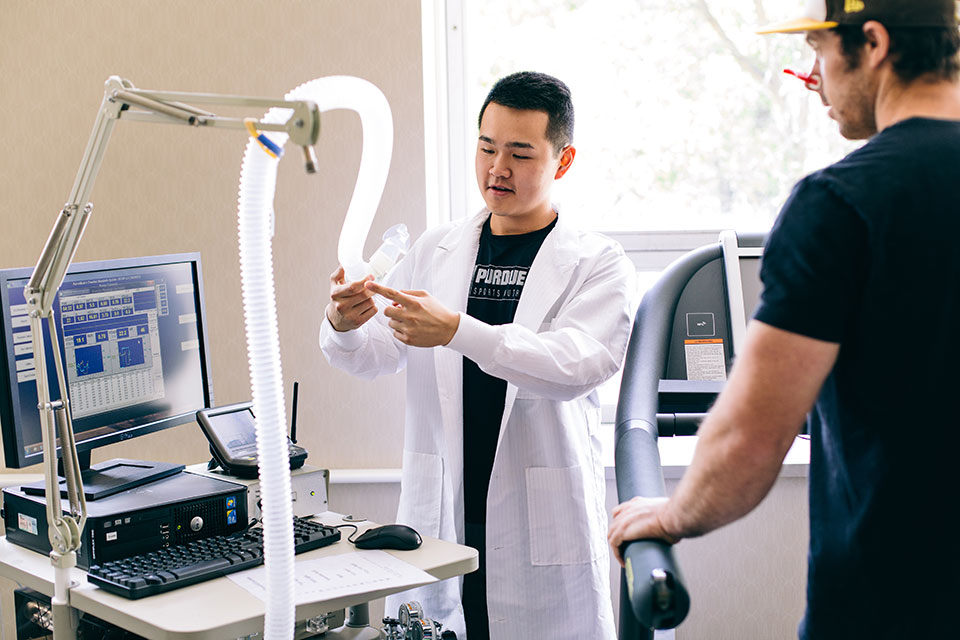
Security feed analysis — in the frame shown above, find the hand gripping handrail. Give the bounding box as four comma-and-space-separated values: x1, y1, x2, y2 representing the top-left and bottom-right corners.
614, 243, 722, 637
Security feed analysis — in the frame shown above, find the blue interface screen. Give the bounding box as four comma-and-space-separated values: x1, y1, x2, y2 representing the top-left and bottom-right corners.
2, 260, 208, 463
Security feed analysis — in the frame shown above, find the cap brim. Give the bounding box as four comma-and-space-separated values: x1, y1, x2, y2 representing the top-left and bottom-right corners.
756, 18, 838, 34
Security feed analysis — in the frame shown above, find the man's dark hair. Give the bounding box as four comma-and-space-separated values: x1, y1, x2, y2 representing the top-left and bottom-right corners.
478, 71, 574, 154
836, 25, 960, 82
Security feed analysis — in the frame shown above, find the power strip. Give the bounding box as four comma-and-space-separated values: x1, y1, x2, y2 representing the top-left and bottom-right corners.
185, 463, 329, 523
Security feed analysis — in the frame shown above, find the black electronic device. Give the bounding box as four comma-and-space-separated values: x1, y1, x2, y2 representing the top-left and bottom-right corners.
86, 516, 340, 599
196, 400, 307, 479
353, 524, 422, 551
15, 587, 144, 639
20, 459, 186, 501
0, 253, 214, 497
2, 472, 247, 569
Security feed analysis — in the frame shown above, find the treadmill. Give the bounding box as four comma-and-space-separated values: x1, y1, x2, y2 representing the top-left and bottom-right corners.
614, 231, 765, 639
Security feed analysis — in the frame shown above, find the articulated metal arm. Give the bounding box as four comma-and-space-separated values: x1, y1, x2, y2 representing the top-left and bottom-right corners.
23, 75, 321, 639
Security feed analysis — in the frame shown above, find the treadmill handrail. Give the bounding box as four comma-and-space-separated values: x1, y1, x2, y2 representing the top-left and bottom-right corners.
616, 243, 722, 436
614, 243, 721, 636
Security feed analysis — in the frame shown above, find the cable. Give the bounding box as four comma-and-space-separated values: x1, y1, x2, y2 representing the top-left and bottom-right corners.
331, 523, 361, 544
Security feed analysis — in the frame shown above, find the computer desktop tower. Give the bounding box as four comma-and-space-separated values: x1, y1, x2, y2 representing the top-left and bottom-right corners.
14, 587, 145, 639
2, 471, 247, 569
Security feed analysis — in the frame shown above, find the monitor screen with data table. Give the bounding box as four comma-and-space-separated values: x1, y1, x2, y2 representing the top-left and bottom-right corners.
0, 253, 214, 482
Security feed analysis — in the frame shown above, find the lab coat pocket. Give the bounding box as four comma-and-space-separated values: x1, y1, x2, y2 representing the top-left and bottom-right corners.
525, 465, 598, 566
397, 450, 444, 539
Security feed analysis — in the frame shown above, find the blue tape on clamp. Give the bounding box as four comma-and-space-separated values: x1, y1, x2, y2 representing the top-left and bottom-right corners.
257, 134, 283, 158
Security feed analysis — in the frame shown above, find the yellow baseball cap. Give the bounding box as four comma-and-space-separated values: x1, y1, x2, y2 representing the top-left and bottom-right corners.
757, 0, 958, 35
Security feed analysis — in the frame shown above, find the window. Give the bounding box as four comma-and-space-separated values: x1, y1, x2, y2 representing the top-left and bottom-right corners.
423, 0, 860, 422
442, 0, 859, 237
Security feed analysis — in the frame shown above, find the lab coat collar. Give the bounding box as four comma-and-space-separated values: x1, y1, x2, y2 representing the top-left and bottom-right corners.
512, 206, 579, 328
436, 206, 578, 261
435, 208, 485, 252
434, 206, 580, 330
430, 211, 483, 524
500, 206, 578, 436
432, 206, 581, 473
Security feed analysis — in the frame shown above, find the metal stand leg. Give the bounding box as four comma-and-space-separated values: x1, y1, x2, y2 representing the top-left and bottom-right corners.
51, 552, 78, 640
322, 604, 381, 639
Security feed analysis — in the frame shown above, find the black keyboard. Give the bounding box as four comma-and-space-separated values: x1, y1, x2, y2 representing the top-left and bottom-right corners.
87, 516, 341, 599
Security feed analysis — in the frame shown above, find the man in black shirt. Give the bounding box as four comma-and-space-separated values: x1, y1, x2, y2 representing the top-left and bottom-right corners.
324, 72, 634, 638
609, 1, 960, 637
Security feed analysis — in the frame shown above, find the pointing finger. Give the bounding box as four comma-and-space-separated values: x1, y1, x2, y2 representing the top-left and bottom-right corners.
366, 281, 414, 304
337, 274, 375, 295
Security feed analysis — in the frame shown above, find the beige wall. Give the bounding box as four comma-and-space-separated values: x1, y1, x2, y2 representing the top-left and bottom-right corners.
0, 0, 423, 474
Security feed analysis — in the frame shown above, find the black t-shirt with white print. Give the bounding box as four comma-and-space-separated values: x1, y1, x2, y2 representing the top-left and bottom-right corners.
461, 213, 555, 635
462, 213, 556, 526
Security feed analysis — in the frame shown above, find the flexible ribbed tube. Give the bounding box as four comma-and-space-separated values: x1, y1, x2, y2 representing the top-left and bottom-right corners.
236, 76, 392, 639
238, 129, 293, 639
323, 77, 393, 282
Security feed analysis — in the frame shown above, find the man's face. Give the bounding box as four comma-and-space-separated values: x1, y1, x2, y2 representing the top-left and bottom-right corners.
806, 29, 879, 140
475, 102, 570, 234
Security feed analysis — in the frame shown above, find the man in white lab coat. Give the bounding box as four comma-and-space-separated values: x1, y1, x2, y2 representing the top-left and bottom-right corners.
321, 71, 635, 639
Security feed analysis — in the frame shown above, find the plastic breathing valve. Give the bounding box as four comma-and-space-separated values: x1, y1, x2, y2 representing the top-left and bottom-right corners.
368, 223, 410, 280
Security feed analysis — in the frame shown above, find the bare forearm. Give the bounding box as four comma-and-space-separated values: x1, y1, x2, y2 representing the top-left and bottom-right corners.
660, 322, 837, 539
609, 322, 838, 557
660, 410, 798, 538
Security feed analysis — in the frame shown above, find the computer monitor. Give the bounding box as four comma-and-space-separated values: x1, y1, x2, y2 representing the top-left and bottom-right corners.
0, 253, 214, 498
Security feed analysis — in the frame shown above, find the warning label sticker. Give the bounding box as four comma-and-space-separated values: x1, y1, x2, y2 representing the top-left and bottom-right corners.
684, 339, 726, 381
18, 512, 38, 536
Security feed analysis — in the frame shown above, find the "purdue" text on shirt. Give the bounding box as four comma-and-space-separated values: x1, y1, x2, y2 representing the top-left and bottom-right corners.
474, 266, 528, 286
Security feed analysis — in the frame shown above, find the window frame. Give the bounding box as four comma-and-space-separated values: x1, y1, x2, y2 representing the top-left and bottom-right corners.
421, 0, 761, 420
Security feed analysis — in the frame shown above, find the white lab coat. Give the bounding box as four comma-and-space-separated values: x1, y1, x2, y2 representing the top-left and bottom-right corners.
320, 209, 635, 639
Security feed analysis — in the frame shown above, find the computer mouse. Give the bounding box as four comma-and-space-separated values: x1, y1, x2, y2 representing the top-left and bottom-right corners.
353, 524, 422, 550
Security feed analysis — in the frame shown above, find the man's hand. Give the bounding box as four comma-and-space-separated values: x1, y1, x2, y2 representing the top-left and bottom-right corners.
325, 266, 377, 332
607, 496, 679, 566
365, 281, 460, 347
